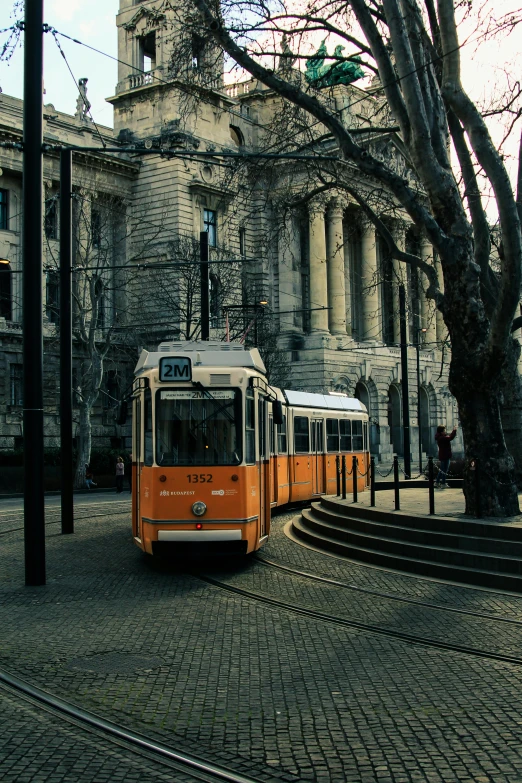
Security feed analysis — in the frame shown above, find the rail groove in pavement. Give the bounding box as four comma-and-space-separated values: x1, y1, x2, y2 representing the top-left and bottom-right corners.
0, 668, 272, 783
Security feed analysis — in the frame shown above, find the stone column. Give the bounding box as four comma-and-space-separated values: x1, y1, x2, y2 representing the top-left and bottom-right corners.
278, 211, 301, 335
391, 227, 406, 345
326, 200, 347, 335
360, 220, 380, 341
343, 222, 352, 336
308, 203, 329, 333
420, 240, 436, 346
434, 254, 445, 345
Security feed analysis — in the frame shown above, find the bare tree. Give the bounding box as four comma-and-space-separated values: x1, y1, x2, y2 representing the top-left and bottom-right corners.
164, 0, 522, 516
45, 185, 164, 487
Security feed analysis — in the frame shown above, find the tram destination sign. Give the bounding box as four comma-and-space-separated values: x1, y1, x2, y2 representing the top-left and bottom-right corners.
160, 390, 235, 400
159, 356, 192, 382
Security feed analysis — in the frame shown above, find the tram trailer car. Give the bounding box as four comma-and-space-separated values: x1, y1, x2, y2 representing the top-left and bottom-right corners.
131, 341, 370, 557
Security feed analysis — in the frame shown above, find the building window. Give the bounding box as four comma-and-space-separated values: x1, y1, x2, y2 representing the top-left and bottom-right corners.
94, 278, 105, 328
45, 199, 58, 239
105, 369, 119, 408
0, 189, 8, 230
239, 227, 246, 257
46, 271, 60, 324
91, 208, 102, 248
203, 209, 217, 247
139, 31, 156, 71
209, 272, 220, 325
10, 363, 23, 406
0, 262, 12, 320
191, 33, 205, 69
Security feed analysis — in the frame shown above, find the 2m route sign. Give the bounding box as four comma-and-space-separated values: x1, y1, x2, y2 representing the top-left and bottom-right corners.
159, 356, 192, 382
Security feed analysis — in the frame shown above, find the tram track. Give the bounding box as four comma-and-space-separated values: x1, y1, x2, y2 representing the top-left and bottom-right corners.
0, 500, 131, 536
0, 668, 273, 783
195, 570, 522, 668
255, 554, 522, 626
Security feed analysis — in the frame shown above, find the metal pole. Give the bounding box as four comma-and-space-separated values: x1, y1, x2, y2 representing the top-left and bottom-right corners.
416, 340, 422, 473
393, 455, 400, 511
23, 0, 46, 586
352, 455, 358, 502
428, 456, 435, 515
336, 454, 340, 496
399, 285, 411, 479
341, 455, 346, 500
60, 149, 74, 535
370, 456, 375, 507
254, 304, 258, 347
200, 231, 209, 341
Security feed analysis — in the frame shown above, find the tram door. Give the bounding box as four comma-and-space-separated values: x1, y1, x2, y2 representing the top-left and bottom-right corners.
269, 414, 277, 504
311, 419, 325, 494
258, 397, 267, 538
133, 396, 142, 539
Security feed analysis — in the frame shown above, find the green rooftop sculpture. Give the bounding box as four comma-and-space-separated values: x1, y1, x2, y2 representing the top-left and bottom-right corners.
305, 41, 364, 87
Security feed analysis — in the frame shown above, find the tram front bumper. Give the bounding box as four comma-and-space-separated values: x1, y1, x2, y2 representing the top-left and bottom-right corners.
157, 530, 242, 541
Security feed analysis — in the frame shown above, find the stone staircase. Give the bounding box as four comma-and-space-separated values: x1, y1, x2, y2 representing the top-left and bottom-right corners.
291, 496, 522, 592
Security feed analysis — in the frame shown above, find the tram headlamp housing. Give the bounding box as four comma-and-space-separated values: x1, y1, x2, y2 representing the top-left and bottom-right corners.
192, 501, 207, 517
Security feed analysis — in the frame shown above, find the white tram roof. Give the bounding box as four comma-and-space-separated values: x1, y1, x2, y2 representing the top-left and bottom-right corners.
135, 341, 267, 375
283, 389, 367, 413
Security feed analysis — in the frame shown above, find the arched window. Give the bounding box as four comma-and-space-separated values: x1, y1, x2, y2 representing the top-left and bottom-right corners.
229, 125, 244, 146
388, 384, 403, 455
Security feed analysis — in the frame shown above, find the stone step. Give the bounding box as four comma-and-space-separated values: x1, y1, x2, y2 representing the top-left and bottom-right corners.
320, 496, 522, 541
292, 503, 522, 592
309, 504, 522, 558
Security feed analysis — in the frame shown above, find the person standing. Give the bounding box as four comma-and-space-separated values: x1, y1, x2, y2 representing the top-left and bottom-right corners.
115, 456, 125, 493
435, 425, 457, 488
85, 466, 97, 490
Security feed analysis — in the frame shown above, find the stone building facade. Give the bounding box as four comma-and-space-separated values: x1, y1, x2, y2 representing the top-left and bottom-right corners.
0, 0, 462, 463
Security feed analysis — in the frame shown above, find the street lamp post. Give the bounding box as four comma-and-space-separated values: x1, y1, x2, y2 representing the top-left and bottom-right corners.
416, 327, 427, 472
399, 285, 411, 479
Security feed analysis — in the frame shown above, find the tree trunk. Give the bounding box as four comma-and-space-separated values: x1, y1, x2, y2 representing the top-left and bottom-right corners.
499, 337, 522, 489
74, 402, 92, 489
456, 387, 519, 517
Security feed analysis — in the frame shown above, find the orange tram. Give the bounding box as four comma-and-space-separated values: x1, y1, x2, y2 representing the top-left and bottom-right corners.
131, 341, 370, 557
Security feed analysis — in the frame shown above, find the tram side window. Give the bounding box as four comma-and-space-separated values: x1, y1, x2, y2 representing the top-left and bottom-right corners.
352, 420, 363, 451
294, 416, 309, 453
326, 419, 339, 452
144, 389, 153, 465
277, 414, 287, 453
246, 389, 255, 464
340, 419, 352, 451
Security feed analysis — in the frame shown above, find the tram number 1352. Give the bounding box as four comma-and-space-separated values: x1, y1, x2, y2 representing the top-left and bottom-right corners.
187, 474, 213, 483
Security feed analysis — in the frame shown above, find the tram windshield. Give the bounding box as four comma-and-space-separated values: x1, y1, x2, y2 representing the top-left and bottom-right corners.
156, 389, 241, 466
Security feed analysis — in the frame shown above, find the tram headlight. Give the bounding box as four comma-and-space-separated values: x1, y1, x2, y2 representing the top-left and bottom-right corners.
192, 501, 207, 517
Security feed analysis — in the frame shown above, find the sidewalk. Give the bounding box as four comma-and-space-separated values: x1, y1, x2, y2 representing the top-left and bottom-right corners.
331, 485, 522, 526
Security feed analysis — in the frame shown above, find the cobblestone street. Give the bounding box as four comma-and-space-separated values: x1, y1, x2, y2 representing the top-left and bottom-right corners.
2, 497, 522, 782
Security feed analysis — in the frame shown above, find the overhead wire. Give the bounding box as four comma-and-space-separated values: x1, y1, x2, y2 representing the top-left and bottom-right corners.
50, 30, 107, 149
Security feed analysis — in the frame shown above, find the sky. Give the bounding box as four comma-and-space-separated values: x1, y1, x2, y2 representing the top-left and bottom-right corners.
0, 0, 521, 194
0, 0, 119, 128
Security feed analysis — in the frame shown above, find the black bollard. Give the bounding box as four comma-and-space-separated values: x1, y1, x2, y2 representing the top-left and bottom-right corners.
336, 454, 340, 496
428, 456, 435, 515
394, 456, 400, 511
352, 455, 358, 502
370, 457, 375, 507
475, 459, 482, 519
341, 455, 347, 500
